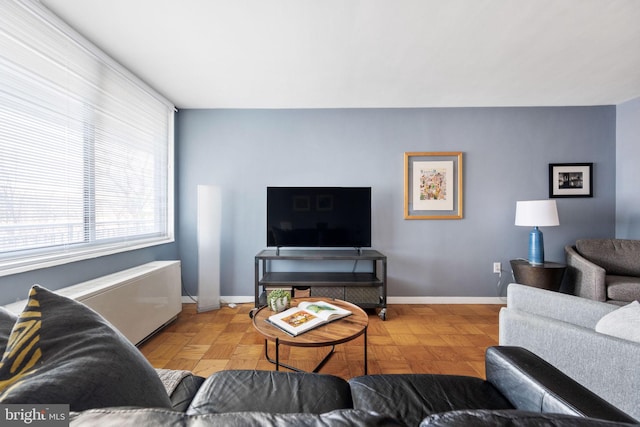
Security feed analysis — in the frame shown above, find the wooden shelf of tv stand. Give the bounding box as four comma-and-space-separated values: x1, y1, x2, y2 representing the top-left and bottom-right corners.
254, 249, 387, 319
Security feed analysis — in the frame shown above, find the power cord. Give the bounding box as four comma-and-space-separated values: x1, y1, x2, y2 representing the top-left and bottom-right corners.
181, 273, 198, 303
181, 273, 252, 308
494, 266, 509, 302
499, 259, 523, 299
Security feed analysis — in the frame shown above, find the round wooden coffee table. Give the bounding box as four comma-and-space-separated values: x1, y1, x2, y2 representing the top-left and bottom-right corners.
252, 297, 369, 374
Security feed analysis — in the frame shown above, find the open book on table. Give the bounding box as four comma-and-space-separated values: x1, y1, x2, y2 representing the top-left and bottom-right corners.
267, 301, 352, 336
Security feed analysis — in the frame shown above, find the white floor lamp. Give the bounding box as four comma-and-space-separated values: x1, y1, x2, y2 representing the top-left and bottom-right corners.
197, 185, 221, 312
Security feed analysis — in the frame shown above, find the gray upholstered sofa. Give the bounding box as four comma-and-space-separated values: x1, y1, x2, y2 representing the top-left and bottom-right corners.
565, 238, 640, 304
500, 283, 640, 420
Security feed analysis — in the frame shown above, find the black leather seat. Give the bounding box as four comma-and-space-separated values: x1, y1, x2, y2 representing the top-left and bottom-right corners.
188, 369, 353, 415
350, 347, 637, 427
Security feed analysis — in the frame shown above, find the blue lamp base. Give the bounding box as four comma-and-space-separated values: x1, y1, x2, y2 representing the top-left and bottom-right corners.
528, 226, 544, 265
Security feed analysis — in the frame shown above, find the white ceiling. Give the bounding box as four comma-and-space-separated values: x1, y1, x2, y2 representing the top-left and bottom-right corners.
40, 0, 640, 109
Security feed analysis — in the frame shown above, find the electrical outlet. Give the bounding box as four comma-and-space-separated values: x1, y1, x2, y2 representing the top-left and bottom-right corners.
493, 262, 501, 274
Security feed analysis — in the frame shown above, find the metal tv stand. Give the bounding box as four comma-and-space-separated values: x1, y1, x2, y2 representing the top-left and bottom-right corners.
254, 249, 387, 320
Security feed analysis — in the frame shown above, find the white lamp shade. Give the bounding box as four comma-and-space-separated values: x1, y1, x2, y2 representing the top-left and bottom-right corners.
515, 200, 560, 227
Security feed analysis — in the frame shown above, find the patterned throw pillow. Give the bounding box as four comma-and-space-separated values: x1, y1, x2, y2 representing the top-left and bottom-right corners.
0, 286, 172, 411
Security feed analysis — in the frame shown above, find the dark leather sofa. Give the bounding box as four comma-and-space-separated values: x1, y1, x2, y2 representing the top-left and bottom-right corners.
71, 346, 637, 427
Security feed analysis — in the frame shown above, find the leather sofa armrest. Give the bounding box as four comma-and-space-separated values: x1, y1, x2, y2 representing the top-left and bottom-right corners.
485, 346, 637, 424
565, 245, 607, 301
420, 409, 638, 427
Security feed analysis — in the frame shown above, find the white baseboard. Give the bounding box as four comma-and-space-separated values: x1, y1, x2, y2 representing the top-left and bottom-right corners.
182, 296, 506, 305
388, 296, 506, 304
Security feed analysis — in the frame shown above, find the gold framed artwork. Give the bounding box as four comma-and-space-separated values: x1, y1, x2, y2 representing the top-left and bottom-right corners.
404, 151, 463, 220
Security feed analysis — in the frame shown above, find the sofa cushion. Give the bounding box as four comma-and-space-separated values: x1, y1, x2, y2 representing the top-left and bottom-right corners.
0, 285, 172, 411
576, 239, 640, 277
606, 276, 640, 303
70, 408, 405, 427
596, 300, 640, 343
188, 370, 353, 415
0, 307, 17, 355
349, 374, 512, 427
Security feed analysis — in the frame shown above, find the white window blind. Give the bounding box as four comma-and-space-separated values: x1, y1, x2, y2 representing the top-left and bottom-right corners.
0, 0, 174, 275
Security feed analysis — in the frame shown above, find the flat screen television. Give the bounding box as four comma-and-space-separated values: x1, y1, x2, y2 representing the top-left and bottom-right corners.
267, 187, 371, 248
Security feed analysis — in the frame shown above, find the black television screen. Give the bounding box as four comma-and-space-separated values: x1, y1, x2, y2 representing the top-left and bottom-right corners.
267, 187, 371, 248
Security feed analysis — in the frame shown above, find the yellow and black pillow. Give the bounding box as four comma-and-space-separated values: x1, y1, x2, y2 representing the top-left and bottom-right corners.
0, 295, 42, 394
0, 286, 172, 411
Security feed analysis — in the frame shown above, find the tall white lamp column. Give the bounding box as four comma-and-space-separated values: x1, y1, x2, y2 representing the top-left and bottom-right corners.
197, 185, 221, 312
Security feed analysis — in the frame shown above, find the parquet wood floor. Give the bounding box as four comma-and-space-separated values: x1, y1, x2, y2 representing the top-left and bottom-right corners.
139, 303, 503, 381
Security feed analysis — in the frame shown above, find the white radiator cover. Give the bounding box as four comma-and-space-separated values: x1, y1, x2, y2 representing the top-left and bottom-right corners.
5, 261, 182, 345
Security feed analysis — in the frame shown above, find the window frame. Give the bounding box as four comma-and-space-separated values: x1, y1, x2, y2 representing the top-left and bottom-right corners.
0, 0, 175, 277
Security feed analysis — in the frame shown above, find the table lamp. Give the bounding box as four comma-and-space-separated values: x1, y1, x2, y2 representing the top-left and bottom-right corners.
515, 200, 559, 265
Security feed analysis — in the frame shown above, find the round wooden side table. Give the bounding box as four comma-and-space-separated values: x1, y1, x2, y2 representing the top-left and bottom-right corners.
510, 259, 566, 292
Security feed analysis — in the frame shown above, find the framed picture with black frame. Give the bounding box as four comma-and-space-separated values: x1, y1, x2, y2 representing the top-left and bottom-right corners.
549, 163, 593, 198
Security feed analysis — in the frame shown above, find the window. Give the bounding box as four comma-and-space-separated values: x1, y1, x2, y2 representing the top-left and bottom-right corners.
0, 1, 174, 276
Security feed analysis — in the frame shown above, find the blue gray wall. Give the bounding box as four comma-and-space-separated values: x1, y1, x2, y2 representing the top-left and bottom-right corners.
616, 97, 640, 239
177, 107, 616, 299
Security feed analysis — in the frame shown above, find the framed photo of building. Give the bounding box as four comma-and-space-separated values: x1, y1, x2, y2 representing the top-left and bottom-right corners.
549, 163, 593, 198
404, 152, 463, 219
